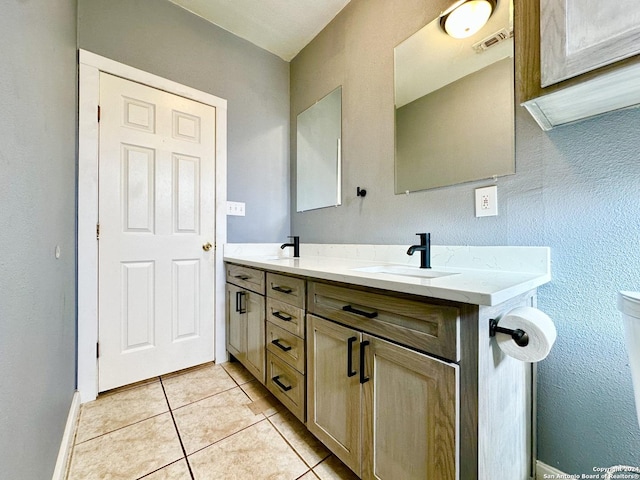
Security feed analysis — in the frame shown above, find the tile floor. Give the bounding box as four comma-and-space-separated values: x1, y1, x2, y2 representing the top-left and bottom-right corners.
66, 361, 359, 480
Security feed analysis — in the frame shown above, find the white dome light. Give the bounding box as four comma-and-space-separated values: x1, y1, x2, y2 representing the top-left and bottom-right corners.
441, 0, 495, 39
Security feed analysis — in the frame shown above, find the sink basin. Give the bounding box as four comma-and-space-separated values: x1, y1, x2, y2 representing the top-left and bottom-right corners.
351, 265, 456, 279
263, 256, 296, 261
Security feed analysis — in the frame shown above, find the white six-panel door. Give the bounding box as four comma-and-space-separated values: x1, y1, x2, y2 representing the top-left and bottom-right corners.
98, 72, 216, 391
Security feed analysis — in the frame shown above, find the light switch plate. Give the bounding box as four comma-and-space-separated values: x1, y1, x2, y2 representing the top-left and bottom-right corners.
226, 201, 245, 216
475, 186, 498, 217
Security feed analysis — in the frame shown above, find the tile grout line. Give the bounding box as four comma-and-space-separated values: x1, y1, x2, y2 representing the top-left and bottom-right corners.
185, 416, 270, 457
264, 413, 331, 472
169, 383, 242, 413
159, 376, 195, 480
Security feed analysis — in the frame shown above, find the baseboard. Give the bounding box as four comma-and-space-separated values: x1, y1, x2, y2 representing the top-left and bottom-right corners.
52, 391, 81, 480
536, 460, 569, 479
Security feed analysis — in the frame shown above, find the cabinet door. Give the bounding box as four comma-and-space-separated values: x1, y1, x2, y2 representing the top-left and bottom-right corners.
244, 291, 265, 383
362, 335, 458, 480
226, 283, 245, 361
307, 315, 362, 476
541, 0, 640, 86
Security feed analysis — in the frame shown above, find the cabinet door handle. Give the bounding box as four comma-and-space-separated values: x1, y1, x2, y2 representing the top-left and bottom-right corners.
347, 336, 357, 377
271, 339, 292, 352
359, 340, 370, 384
272, 375, 292, 392
272, 285, 293, 294
237, 291, 247, 314
342, 305, 378, 319
234, 274, 250, 280
235, 291, 241, 312
272, 311, 293, 322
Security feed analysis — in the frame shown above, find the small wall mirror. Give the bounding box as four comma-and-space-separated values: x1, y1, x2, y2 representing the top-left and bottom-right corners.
394, 0, 515, 193
296, 86, 342, 212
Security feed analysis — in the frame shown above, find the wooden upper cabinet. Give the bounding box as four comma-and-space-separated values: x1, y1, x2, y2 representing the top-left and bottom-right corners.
540, 0, 640, 87
516, 0, 640, 130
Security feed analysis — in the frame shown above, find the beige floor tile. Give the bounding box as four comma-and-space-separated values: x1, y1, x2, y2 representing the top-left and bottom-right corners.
313, 455, 359, 480
75, 381, 168, 443
67, 413, 183, 480
141, 459, 191, 479
298, 472, 320, 480
162, 362, 237, 409
240, 379, 271, 401
189, 419, 309, 480
268, 410, 330, 468
241, 379, 285, 417
221, 360, 255, 385
172, 387, 263, 454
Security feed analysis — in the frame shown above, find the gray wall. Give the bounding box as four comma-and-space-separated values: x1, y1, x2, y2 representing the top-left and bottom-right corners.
78, 0, 291, 242
291, 0, 640, 473
0, 1, 78, 479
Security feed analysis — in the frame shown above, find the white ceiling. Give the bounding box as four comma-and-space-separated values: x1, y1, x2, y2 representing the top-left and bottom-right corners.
168, 0, 352, 61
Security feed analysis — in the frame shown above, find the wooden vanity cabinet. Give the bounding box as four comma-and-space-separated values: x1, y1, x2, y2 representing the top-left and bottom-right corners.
306, 280, 534, 480
264, 272, 307, 421
307, 314, 457, 479
225, 264, 266, 383
224, 262, 535, 479
306, 282, 459, 479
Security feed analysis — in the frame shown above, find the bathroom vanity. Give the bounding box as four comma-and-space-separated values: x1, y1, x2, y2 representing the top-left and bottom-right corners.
224, 244, 551, 480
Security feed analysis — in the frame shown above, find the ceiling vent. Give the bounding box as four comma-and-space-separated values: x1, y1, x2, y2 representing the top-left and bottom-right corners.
473, 27, 513, 53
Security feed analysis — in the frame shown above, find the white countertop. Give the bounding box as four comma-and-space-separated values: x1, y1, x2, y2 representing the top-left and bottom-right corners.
223, 244, 551, 306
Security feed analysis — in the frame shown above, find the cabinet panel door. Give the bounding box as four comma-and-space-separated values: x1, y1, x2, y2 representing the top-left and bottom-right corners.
307, 315, 362, 476
541, 0, 640, 86
362, 335, 458, 480
226, 283, 244, 361
244, 292, 265, 383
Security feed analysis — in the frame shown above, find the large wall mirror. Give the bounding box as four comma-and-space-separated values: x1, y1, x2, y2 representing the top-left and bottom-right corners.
394, 0, 514, 193
296, 86, 342, 212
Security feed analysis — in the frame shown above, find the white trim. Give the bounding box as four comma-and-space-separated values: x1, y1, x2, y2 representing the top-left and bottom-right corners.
78, 49, 228, 402
51, 391, 81, 480
536, 460, 568, 479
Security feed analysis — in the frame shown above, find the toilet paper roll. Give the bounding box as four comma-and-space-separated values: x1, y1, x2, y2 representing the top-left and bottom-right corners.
495, 306, 557, 362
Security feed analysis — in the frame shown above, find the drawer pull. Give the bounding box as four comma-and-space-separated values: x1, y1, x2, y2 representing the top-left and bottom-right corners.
272, 375, 292, 392
347, 336, 357, 378
234, 274, 250, 281
342, 305, 378, 319
360, 340, 370, 384
272, 285, 293, 294
272, 311, 293, 321
271, 339, 292, 352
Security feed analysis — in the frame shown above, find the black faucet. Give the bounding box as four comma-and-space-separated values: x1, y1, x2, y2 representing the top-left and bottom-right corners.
407, 233, 431, 269
280, 236, 300, 258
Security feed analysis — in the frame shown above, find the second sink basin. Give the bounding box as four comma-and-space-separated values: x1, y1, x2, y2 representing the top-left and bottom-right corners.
352, 265, 457, 279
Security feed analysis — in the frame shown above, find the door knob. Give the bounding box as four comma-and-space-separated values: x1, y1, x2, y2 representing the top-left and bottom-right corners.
202, 242, 213, 252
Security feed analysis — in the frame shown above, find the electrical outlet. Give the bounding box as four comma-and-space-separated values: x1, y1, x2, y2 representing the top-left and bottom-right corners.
226, 201, 245, 216
475, 185, 498, 217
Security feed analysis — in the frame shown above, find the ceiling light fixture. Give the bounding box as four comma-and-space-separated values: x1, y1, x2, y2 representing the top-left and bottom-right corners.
440, 0, 497, 39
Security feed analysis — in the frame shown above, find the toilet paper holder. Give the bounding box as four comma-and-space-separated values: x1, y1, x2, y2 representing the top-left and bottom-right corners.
489, 318, 530, 347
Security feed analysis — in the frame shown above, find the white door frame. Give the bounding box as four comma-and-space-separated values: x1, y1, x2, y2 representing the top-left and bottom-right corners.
78, 49, 228, 402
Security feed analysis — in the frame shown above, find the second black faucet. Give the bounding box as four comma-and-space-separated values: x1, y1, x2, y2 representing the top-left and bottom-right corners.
407, 233, 431, 269
281, 235, 300, 258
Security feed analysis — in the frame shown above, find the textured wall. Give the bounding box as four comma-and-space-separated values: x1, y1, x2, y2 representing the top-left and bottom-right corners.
291, 0, 640, 473
78, 0, 291, 242
0, 1, 78, 478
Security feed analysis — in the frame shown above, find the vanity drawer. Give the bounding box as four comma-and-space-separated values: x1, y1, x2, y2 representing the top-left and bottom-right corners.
266, 322, 305, 373
266, 297, 305, 338
226, 264, 265, 294
266, 352, 305, 422
308, 281, 460, 361
266, 272, 306, 309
